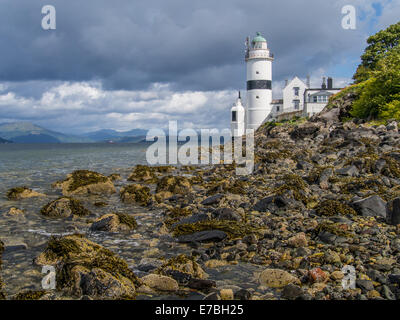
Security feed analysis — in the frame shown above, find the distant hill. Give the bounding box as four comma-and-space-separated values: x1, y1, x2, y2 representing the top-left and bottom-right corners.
0, 137, 12, 144
0, 122, 148, 143
82, 128, 148, 142
0, 122, 90, 143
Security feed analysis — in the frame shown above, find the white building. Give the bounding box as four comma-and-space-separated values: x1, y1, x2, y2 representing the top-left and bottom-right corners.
230, 32, 343, 136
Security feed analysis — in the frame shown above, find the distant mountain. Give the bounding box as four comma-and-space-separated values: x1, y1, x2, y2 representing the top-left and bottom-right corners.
82, 128, 148, 142
0, 122, 90, 143
0, 137, 12, 144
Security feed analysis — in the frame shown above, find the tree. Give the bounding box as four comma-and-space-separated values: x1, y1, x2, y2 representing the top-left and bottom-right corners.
351, 47, 400, 120
353, 21, 400, 83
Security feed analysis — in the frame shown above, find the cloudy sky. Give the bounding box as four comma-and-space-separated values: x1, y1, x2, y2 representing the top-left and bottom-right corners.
0, 0, 399, 134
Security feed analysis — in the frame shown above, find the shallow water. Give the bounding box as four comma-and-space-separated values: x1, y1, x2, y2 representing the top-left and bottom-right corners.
0, 143, 265, 298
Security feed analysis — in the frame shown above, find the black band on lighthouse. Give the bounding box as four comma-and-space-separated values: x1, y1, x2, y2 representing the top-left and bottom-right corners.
247, 80, 272, 90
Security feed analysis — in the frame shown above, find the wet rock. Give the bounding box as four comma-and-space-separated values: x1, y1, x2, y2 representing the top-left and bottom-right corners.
352, 195, 387, 218
201, 194, 224, 206
171, 214, 209, 229
141, 274, 179, 292
6, 186, 45, 200
188, 278, 216, 291
120, 184, 152, 206
4, 243, 28, 253
258, 268, 300, 288
356, 280, 374, 292
40, 197, 90, 218
158, 254, 207, 280
308, 268, 328, 283
203, 292, 221, 300
387, 198, 400, 225
53, 170, 116, 196
0, 240, 4, 299
220, 289, 234, 300
34, 234, 140, 298
90, 213, 137, 232
156, 175, 192, 194
138, 258, 164, 272
205, 259, 228, 268
234, 289, 251, 300
253, 195, 287, 212
177, 230, 227, 243
212, 208, 241, 221
4, 207, 24, 217
281, 284, 303, 300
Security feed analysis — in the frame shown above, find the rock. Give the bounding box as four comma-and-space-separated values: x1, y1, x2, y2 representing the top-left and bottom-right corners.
188, 278, 216, 290
158, 254, 207, 280
120, 184, 151, 206
137, 258, 164, 272
203, 292, 221, 300
387, 198, 400, 225
220, 289, 234, 300
330, 271, 344, 280
204, 260, 228, 268
281, 284, 303, 300
155, 191, 173, 202
287, 232, 308, 247
141, 274, 179, 292
34, 234, 140, 298
171, 214, 209, 229
336, 165, 359, 177
201, 194, 224, 206
382, 285, 395, 300
4, 207, 24, 217
108, 173, 122, 181
234, 289, 251, 300
177, 230, 227, 243
212, 208, 241, 221
53, 170, 116, 196
90, 213, 137, 232
356, 280, 374, 292
4, 243, 28, 253
352, 195, 387, 218
308, 268, 328, 283
253, 195, 287, 212
40, 197, 90, 218
6, 187, 45, 200
290, 123, 320, 140
156, 175, 192, 194
258, 268, 300, 288
128, 165, 157, 183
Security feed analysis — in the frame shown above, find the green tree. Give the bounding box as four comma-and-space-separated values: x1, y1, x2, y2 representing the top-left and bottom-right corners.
353, 21, 400, 83
351, 47, 400, 120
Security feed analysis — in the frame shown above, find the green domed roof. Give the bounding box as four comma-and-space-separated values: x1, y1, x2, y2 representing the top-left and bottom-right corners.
252, 32, 266, 42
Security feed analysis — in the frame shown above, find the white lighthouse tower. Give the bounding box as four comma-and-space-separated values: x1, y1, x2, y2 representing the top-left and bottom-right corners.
245, 32, 274, 130
230, 91, 245, 137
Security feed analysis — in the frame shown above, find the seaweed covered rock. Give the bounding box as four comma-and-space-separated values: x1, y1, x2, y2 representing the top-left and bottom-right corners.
141, 274, 179, 292
34, 234, 140, 299
90, 213, 137, 232
156, 175, 192, 194
6, 186, 45, 200
13, 290, 48, 300
128, 165, 175, 184
54, 170, 116, 196
120, 184, 151, 206
4, 207, 24, 217
157, 254, 207, 280
0, 240, 5, 299
315, 200, 357, 216
40, 197, 91, 218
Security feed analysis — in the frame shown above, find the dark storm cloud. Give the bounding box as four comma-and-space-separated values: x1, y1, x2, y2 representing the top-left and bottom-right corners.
0, 0, 374, 91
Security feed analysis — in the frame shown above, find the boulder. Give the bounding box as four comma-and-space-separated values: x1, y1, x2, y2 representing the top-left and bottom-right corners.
258, 268, 300, 288
34, 234, 140, 299
201, 194, 224, 206
177, 230, 228, 243
387, 198, 400, 225
212, 208, 241, 221
40, 197, 90, 218
287, 232, 308, 248
141, 274, 179, 292
336, 165, 359, 177
53, 170, 116, 196
6, 187, 45, 200
90, 213, 137, 232
156, 175, 192, 194
120, 184, 151, 206
158, 254, 207, 280
253, 195, 287, 212
351, 195, 387, 218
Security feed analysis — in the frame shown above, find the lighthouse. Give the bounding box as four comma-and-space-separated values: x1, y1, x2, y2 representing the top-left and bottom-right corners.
245, 32, 274, 130
230, 91, 245, 137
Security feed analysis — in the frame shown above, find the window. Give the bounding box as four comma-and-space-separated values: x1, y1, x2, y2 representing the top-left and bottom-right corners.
256, 96, 259, 99
313, 96, 317, 103
232, 111, 237, 122
256, 71, 259, 74
276, 106, 280, 112
293, 100, 300, 110
294, 87, 300, 96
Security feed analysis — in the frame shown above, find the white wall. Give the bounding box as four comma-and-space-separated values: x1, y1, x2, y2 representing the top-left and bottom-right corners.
283, 77, 308, 113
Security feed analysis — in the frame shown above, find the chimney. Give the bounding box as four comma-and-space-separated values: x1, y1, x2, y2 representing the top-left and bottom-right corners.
322, 77, 327, 89
306, 75, 310, 88
327, 77, 333, 89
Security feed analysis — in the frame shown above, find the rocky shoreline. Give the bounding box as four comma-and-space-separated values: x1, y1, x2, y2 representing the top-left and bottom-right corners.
2, 102, 400, 300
